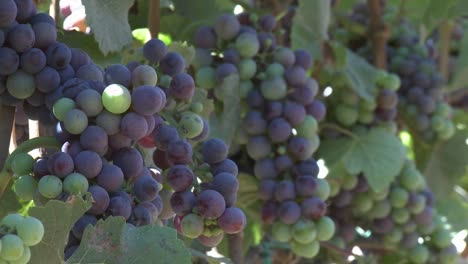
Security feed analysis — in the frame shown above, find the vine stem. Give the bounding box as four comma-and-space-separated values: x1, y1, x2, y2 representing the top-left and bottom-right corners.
0, 136, 60, 200
438, 20, 454, 81
227, 232, 244, 264
367, 0, 389, 69
50, 0, 60, 24
321, 123, 357, 139
320, 241, 356, 258
148, 0, 160, 38
0, 105, 15, 170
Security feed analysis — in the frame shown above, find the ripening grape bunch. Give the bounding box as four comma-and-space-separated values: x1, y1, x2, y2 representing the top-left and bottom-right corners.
0, 0, 89, 121
386, 24, 455, 142
0, 213, 44, 263
191, 12, 333, 258
327, 160, 458, 264
321, 69, 400, 132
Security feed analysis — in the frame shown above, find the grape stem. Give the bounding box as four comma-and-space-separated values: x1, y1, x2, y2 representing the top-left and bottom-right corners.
321, 123, 357, 139
320, 241, 357, 257
148, 0, 160, 38
0, 136, 61, 200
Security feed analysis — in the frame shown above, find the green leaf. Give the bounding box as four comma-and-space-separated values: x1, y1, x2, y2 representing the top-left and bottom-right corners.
209, 75, 241, 146
0, 181, 21, 218
67, 217, 191, 264
291, 0, 330, 59
171, 0, 234, 21
421, 0, 458, 33
343, 49, 378, 101
29, 195, 91, 264
436, 191, 468, 232
168, 42, 195, 66
57, 31, 122, 66
320, 129, 406, 192
344, 129, 406, 192
82, 0, 134, 55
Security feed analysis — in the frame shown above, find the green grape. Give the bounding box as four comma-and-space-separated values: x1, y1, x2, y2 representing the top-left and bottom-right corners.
7, 70, 35, 99
235, 32, 259, 58
102, 84, 132, 114
38, 175, 63, 198
408, 194, 426, 214
358, 110, 374, 124
63, 173, 89, 194
329, 181, 341, 197
290, 240, 320, 259
315, 216, 335, 241
431, 115, 445, 131
383, 74, 401, 91
383, 228, 403, 244
408, 244, 429, 264
132, 65, 158, 87
438, 245, 458, 264
292, 219, 316, 244
340, 91, 359, 106
1, 213, 24, 231
159, 74, 172, 88
179, 112, 204, 139
369, 200, 391, 219
181, 214, 204, 238
314, 179, 330, 200
335, 104, 358, 127
438, 121, 455, 140
360, 99, 377, 111
260, 77, 287, 100
435, 103, 452, 118
399, 162, 425, 191
370, 187, 389, 201
418, 221, 436, 236
272, 221, 292, 242
238, 59, 256, 81
341, 173, 358, 190
239, 81, 253, 98
389, 187, 409, 208
0, 235, 24, 261
190, 102, 203, 114
16, 217, 44, 246
53, 98, 76, 121
11, 153, 34, 176
295, 115, 318, 139
14, 175, 37, 201
266, 63, 284, 78
391, 208, 410, 224
195, 67, 216, 89
63, 109, 88, 135
431, 228, 453, 249
352, 193, 373, 213
9, 245, 30, 264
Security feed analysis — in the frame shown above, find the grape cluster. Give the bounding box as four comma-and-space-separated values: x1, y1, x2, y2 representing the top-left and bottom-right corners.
386, 24, 455, 142
0, 213, 44, 263
10, 30, 245, 257
192, 13, 333, 258
327, 160, 458, 263
0, 0, 84, 124
322, 69, 400, 130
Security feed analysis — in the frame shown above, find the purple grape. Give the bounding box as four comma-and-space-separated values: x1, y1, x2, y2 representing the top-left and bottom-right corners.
143, 38, 167, 63
166, 165, 194, 192
74, 151, 102, 179
218, 207, 246, 234
301, 197, 327, 220
166, 140, 192, 165
48, 152, 74, 178
113, 147, 144, 180
80, 126, 108, 156
107, 196, 132, 220
278, 201, 301, 224
201, 138, 228, 164
195, 190, 226, 219
87, 185, 110, 215
170, 191, 196, 216
96, 164, 124, 192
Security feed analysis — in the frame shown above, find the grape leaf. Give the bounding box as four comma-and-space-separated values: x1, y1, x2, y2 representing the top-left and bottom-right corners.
29, 195, 91, 264
0, 181, 21, 218
343, 129, 406, 192
168, 42, 195, 67
171, 0, 234, 21
209, 75, 241, 146
82, 0, 134, 55
320, 129, 406, 192
57, 31, 121, 66
66, 217, 191, 264
436, 192, 468, 232
342, 49, 378, 101
291, 0, 330, 59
